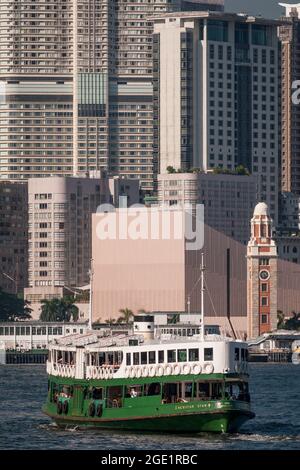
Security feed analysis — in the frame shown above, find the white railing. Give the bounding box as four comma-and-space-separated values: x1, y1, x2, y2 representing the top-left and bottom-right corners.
47, 361, 76, 378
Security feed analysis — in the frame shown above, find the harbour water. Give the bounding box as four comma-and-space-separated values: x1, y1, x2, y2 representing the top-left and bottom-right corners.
0, 364, 299, 450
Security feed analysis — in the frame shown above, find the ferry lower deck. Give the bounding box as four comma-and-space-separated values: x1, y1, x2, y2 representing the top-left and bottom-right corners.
43, 374, 254, 433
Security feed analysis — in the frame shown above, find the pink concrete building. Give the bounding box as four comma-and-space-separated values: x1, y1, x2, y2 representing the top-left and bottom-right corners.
92, 206, 300, 338
92, 208, 247, 335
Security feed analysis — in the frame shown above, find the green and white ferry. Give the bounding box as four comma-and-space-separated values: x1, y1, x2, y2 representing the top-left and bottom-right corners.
43, 325, 255, 433
43, 258, 255, 433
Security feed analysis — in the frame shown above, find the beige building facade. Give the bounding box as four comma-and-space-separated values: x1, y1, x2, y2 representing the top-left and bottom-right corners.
24, 174, 139, 310
158, 172, 258, 244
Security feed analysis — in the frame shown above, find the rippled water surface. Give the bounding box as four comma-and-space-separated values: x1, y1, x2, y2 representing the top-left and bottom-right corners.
0, 364, 299, 450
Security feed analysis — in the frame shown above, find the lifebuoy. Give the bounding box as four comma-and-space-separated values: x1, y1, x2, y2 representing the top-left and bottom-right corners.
129, 367, 136, 379
135, 366, 142, 378
142, 366, 149, 378
156, 365, 164, 377
164, 364, 172, 376
173, 364, 181, 375
95, 403, 103, 418
62, 400, 68, 415
92, 367, 98, 379
88, 401, 95, 417
125, 367, 130, 378
149, 365, 156, 377
182, 364, 191, 375
205, 363, 214, 374
192, 364, 202, 375
57, 401, 63, 415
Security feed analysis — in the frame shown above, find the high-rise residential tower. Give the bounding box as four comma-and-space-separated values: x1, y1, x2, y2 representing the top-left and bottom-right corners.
0, 0, 224, 193
279, 3, 300, 195
153, 12, 280, 223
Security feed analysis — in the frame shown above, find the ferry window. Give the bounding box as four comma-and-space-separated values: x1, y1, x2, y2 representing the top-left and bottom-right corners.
158, 350, 164, 363
197, 382, 210, 400
141, 352, 147, 365
99, 352, 105, 366
189, 349, 199, 361
92, 387, 103, 400
144, 383, 161, 396
148, 351, 156, 364
32, 327, 36, 335
225, 382, 249, 401
48, 327, 52, 335
9, 327, 14, 335
204, 348, 213, 361
167, 350, 176, 363
177, 349, 187, 362
241, 349, 245, 361
235, 348, 240, 361
26, 327, 30, 335
107, 352, 114, 365
162, 383, 178, 404
126, 353, 131, 366
211, 382, 223, 400
125, 384, 142, 398
133, 352, 140, 365
107, 386, 123, 408
0, 328, 3, 335
184, 382, 193, 399
58, 327, 62, 335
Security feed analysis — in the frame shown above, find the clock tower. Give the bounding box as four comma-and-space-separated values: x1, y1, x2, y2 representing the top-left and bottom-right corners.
247, 203, 278, 339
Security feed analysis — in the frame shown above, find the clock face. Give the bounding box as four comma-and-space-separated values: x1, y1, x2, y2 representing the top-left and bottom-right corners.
259, 270, 270, 281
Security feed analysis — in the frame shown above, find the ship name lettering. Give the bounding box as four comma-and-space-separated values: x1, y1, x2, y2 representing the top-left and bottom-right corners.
175, 405, 195, 411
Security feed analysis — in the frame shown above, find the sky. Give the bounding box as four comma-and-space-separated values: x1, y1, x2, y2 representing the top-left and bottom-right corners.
226, 0, 286, 18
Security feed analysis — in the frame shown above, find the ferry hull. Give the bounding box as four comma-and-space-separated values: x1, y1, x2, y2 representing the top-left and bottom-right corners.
43, 408, 254, 434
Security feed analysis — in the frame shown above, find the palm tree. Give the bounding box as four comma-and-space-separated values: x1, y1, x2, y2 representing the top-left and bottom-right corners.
117, 308, 134, 324
40, 297, 79, 322
105, 318, 116, 325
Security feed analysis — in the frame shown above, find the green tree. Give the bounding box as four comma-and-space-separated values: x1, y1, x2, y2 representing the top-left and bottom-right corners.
105, 318, 116, 325
39, 297, 79, 322
0, 288, 32, 321
166, 166, 176, 174
235, 165, 250, 176
117, 308, 134, 324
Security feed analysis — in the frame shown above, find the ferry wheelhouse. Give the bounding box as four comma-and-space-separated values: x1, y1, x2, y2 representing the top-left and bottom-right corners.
43, 315, 255, 433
